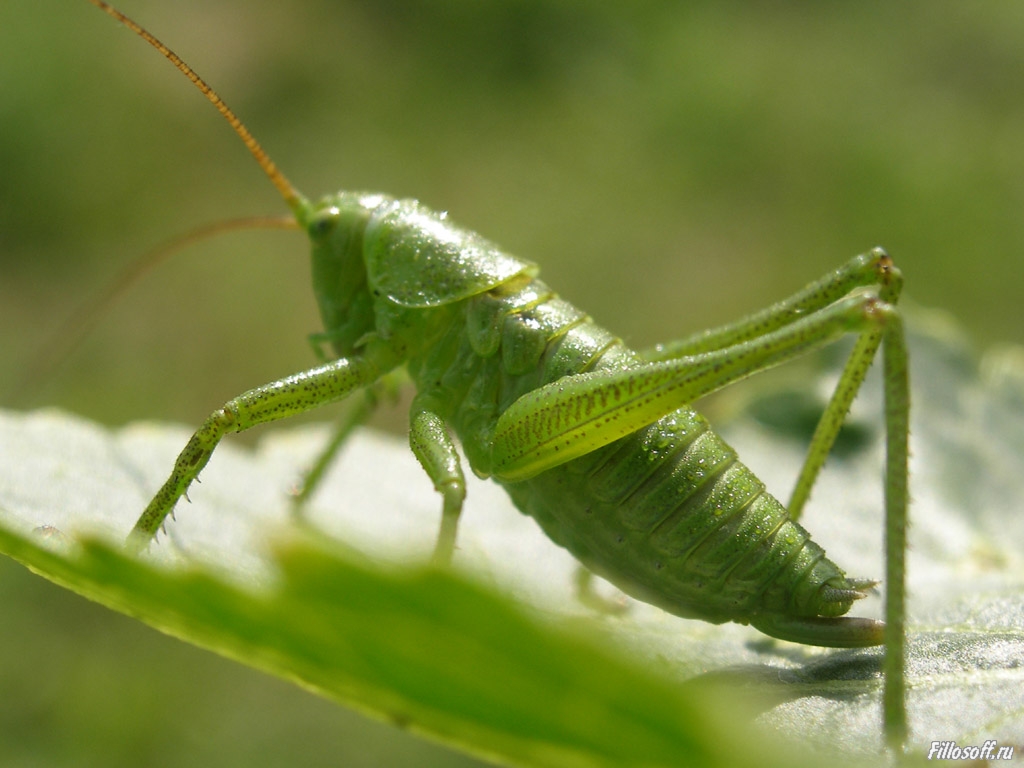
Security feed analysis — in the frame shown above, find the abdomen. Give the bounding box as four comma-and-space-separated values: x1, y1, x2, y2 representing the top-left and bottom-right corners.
500, 408, 851, 625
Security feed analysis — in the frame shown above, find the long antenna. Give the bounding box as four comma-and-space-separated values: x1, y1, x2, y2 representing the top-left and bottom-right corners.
86, 0, 306, 213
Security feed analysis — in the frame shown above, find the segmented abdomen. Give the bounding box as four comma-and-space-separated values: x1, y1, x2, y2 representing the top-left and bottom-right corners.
415, 274, 854, 626
502, 409, 853, 625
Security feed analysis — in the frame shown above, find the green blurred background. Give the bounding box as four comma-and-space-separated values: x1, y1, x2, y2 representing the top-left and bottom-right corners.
1, 1, 1022, 765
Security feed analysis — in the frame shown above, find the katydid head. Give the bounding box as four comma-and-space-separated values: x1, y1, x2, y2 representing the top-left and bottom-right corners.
304, 193, 382, 357
303, 190, 539, 359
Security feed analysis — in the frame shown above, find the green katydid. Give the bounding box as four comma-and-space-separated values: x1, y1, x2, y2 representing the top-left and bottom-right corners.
84, 0, 911, 752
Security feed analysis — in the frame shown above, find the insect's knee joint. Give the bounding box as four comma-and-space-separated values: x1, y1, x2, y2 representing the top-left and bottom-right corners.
209, 404, 240, 433
861, 295, 898, 326
439, 479, 466, 512
868, 246, 904, 290
868, 246, 890, 266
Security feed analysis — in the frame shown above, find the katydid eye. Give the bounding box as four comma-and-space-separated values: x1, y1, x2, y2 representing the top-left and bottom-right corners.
309, 208, 340, 237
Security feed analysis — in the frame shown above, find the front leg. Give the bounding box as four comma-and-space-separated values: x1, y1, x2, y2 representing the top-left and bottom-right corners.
129, 356, 381, 550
